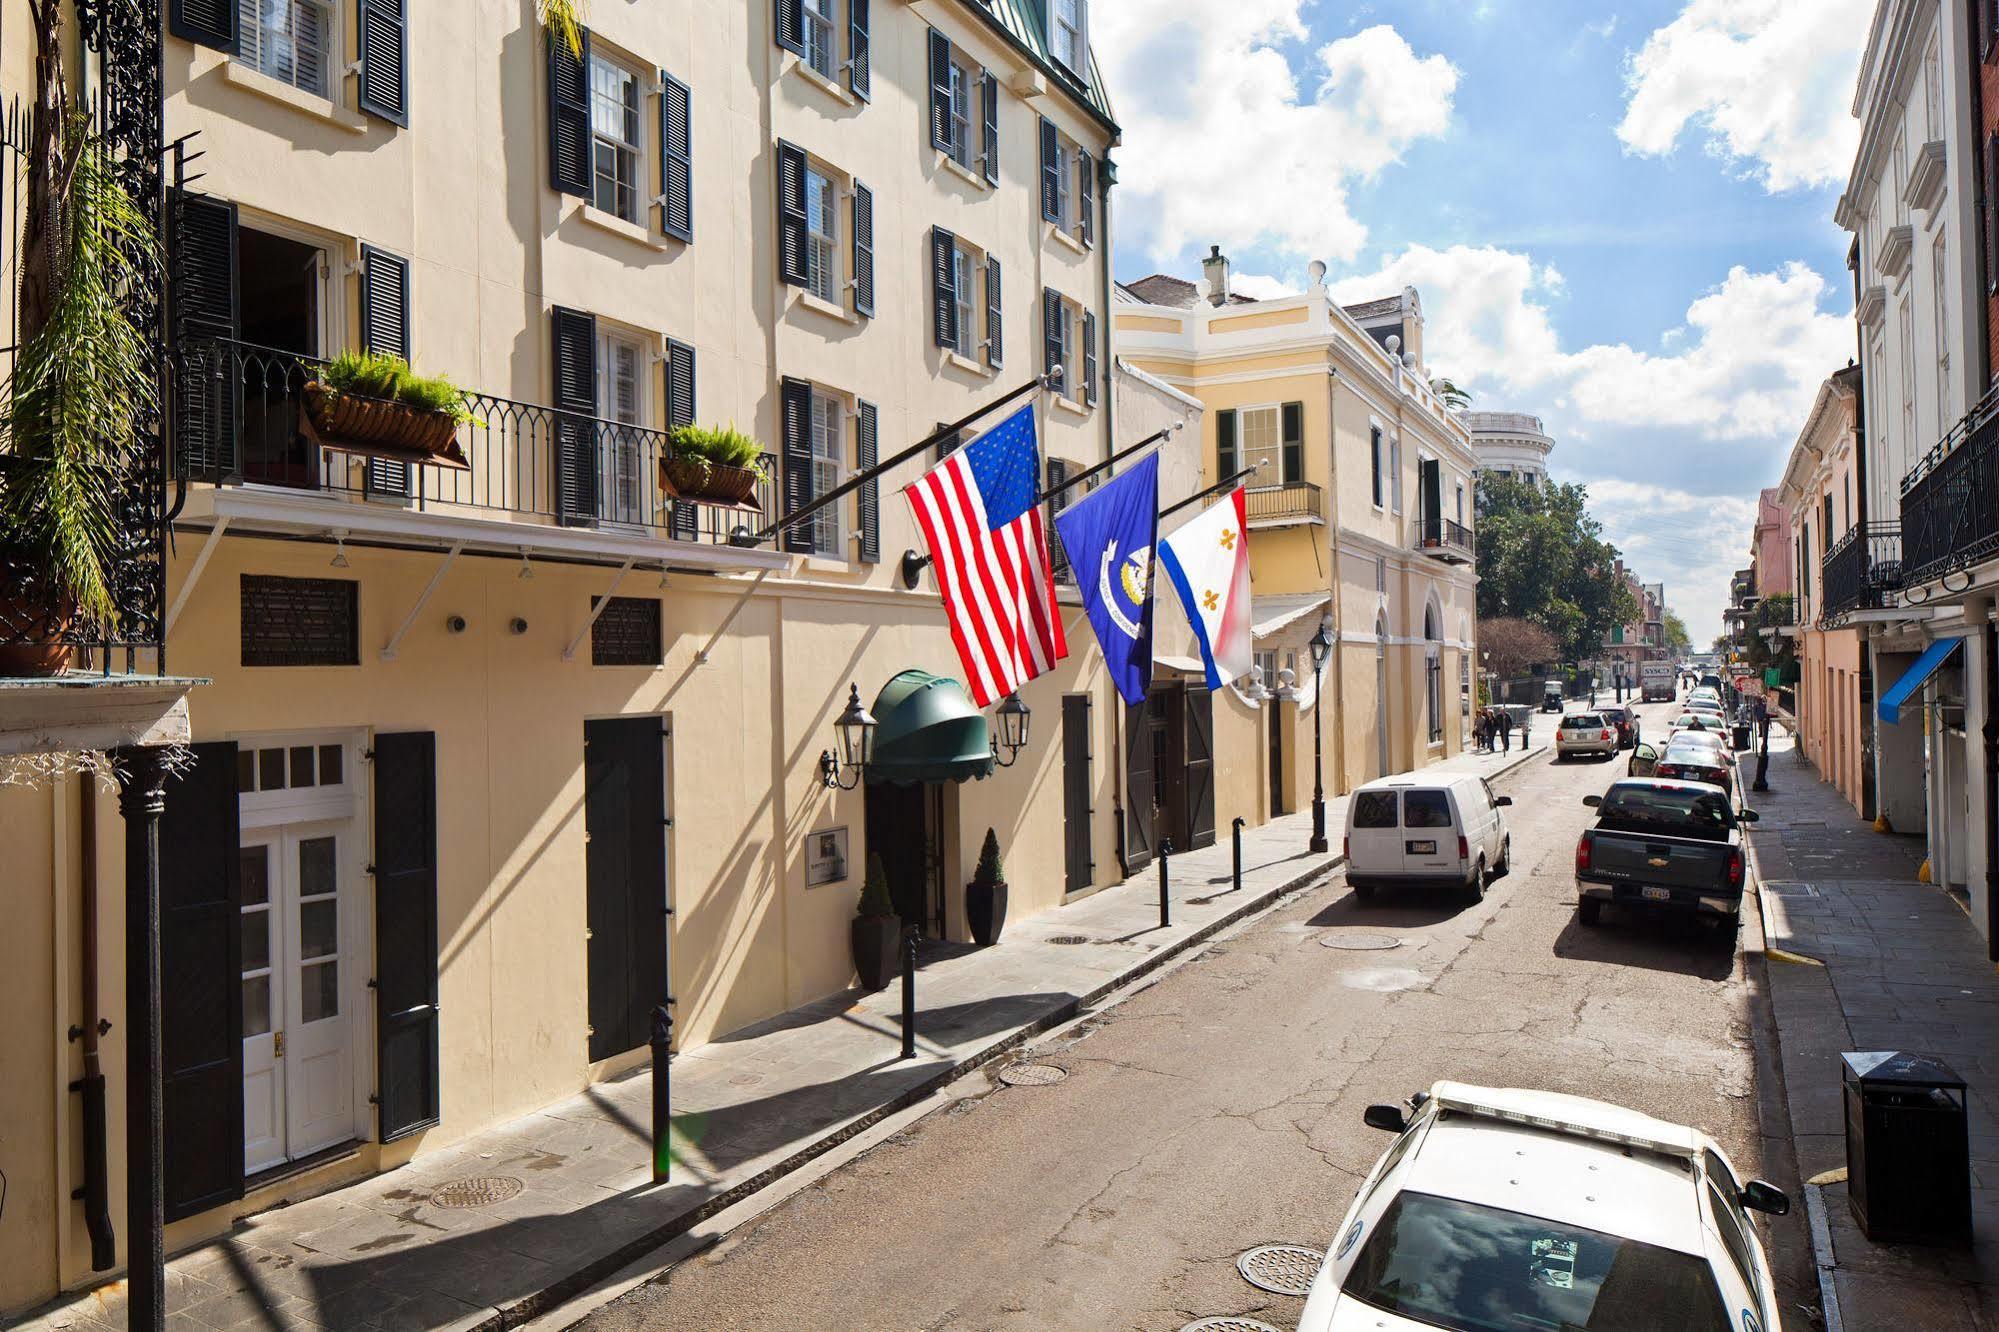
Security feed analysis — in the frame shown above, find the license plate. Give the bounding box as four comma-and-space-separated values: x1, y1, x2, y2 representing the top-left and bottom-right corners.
1408, 840, 1437, 855
1641, 886, 1671, 902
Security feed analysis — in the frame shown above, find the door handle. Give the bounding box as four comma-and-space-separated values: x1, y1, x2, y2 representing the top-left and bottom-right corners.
274, 1031, 286, 1058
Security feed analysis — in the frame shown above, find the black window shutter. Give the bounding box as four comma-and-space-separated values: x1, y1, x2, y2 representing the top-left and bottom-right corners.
849, 0, 872, 99
1078, 150, 1094, 246
659, 72, 693, 243
169, 0, 237, 52
781, 377, 815, 554
547, 26, 593, 196
360, 245, 414, 498
931, 226, 958, 350
1216, 409, 1237, 479
1184, 689, 1215, 849
1122, 701, 1154, 872
170, 190, 240, 482
356, 0, 409, 126
1039, 118, 1060, 221
981, 72, 1000, 185
775, 0, 805, 56
666, 339, 698, 538
929, 28, 954, 152
1082, 310, 1098, 405
1281, 401, 1304, 484
551, 306, 599, 523
985, 255, 1003, 369
1420, 457, 1442, 541
373, 731, 441, 1143
1043, 288, 1064, 389
936, 426, 961, 463
1047, 458, 1070, 580
776, 140, 809, 287
852, 181, 876, 318
1370, 426, 1383, 506
856, 401, 880, 564
159, 741, 245, 1221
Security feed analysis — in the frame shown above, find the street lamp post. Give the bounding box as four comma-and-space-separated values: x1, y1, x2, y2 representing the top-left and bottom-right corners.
1308, 621, 1332, 854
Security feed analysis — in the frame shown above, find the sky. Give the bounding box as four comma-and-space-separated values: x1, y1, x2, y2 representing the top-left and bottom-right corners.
1097, 0, 1872, 642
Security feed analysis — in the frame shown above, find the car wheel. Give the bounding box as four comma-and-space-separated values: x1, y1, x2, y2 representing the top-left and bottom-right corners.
1352, 880, 1376, 902
1578, 898, 1603, 927
1495, 838, 1511, 876
1464, 857, 1488, 904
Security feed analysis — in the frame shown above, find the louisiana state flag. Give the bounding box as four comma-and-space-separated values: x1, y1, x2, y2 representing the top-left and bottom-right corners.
1053, 454, 1159, 706
1158, 487, 1252, 690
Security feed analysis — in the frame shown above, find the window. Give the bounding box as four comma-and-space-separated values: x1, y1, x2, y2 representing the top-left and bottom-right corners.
597, 330, 648, 525
1054, 137, 1071, 223
1390, 438, 1404, 514
1238, 406, 1281, 482
1455, 483, 1465, 525
1370, 426, 1384, 507
945, 55, 976, 168
241, 575, 358, 667
590, 52, 643, 222
1352, 791, 1399, 828
1898, 297, 1915, 448
952, 243, 976, 357
802, 0, 836, 78
1052, 0, 1085, 71
237, 0, 331, 97
1933, 236, 1951, 426
805, 165, 838, 302
808, 392, 846, 556
1376, 556, 1387, 595
1403, 790, 1451, 828
591, 596, 663, 666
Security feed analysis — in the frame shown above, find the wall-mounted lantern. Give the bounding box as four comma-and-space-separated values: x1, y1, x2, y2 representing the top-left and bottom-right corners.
819, 683, 878, 790
991, 693, 1031, 768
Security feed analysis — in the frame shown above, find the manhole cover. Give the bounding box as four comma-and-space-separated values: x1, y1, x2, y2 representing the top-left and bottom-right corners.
997, 1062, 1068, 1087
1236, 1243, 1323, 1296
1179, 1319, 1283, 1332
1763, 882, 1820, 897
428, 1175, 523, 1209
1047, 934, 1092, 945
1320, 932, 1402, 951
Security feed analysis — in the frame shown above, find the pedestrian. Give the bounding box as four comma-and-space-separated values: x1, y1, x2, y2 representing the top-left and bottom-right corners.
1520, 710, 1532, 749
1497, 707, 1513, 753
1473, 710, 1490, 752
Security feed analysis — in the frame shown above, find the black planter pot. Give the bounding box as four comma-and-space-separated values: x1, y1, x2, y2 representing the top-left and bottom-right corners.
851, 915, 901, 990
966, 879, 1008, 947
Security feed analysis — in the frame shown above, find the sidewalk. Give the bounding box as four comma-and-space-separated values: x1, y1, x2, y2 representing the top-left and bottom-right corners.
27, 744, 1539, 1332
1746, 729, 1998, 1329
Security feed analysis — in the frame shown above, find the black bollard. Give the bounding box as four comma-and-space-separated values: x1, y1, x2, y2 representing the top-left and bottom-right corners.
1232, 817, 1245, 892
1753, 723, 1771, 792
1159, 838, 1173, 928
899, 930, 918, 1060
650, 1003, 673, 1182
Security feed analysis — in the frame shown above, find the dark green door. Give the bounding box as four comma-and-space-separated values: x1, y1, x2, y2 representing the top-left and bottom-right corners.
584, 717, 668, 1061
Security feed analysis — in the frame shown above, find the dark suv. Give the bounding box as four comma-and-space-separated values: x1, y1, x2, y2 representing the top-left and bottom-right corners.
1598, 705, 1640, 750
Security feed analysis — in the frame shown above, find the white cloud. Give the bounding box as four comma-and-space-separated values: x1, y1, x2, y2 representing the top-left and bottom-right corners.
1231, 272, 1302, 301
1584, 481, 1759, 642
1616, 0, 1870, 192
1096, 4, 1458, 262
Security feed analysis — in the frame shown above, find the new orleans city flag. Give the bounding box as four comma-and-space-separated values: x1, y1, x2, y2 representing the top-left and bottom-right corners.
1158, 486, 1252, 690
1052, 453, 1159, 706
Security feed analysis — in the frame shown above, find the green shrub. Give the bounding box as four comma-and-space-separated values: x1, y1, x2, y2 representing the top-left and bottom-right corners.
668, 423, 767, 475
318, 349, 474, 425
973, 828, 1004, 887
857, 852, 895, 919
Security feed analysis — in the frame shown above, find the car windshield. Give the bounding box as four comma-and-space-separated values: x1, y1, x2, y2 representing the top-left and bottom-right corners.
1562, 715, 1604, 729
1340, 1190, 1732, 1332
1355, 791, 1401, 829
1404, 790, 1453, 828
1595, 784, 1734, 840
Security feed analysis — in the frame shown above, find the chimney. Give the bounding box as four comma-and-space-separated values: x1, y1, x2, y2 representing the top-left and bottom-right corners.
1202, 244, 1230, 306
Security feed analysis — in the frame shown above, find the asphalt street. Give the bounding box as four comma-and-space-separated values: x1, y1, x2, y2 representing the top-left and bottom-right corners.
578, 697, 1818, 1332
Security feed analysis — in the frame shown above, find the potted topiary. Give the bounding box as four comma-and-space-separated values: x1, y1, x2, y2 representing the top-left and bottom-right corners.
301, 349, 474, 469
851, 851, 901, 990
661, 423, 768, 507
966, 828, 1008, 947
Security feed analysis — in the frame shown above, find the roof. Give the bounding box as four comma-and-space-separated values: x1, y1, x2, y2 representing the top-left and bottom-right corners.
1120, 274, 1258, 309
1340, 295, 1404, 321
975, 0, 1117, 130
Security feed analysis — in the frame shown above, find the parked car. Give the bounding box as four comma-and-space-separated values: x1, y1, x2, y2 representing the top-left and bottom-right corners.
1345, 774, 1512, 905
1298, 1081, 1789, 1332
1556, 712, 1619, 761
1576, 779, 1758, 926
1668, 712, 1723, 737
1598, 704, 1640, 749
1688, 688, 1723, 711
1654, 736, 1738, 803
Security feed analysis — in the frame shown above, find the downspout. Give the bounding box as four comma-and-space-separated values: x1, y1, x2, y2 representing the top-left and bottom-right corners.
1327, 361, 1348, 796
72, 779, 116, 1270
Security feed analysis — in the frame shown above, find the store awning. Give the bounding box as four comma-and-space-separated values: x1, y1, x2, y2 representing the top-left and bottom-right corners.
865, 670, 995, 786
1877, 636, 1966, 725
1252, 594, 1331, 640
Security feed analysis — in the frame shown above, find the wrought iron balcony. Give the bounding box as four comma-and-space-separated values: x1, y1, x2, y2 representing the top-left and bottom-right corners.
1902, 383, 1999, 588
170, 337, 772, 546
1243, 481, 1323, 525
1819, 521, 1902, 623
1414, 515, 1476, 564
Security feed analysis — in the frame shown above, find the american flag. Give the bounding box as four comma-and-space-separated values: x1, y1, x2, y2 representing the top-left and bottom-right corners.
904, 405, 1068, 708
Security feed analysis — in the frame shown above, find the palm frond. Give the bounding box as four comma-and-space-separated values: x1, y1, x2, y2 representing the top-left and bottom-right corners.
539, 0, 587, 56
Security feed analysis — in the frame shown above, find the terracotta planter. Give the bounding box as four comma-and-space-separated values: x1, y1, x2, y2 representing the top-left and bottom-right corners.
661, 456, 762, 506
851, 915, 902, 990
966, 879, 1008, 947
301, 381, 470, 469
0, 555, 73, 678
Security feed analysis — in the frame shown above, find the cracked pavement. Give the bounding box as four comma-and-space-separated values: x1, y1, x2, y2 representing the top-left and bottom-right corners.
578, 699, 1818, 1332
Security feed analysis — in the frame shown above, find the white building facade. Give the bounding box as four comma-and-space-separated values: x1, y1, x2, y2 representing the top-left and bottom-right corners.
1465, 410, 1554, 488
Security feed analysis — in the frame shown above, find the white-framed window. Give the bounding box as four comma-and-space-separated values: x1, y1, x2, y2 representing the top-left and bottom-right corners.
1239, 406, 1281, 481
237, 0, 332, 97
807, 391, 847, 556
590, 51, 644, 223
946, 55, 976, 169
803, 0, 837, 79
805, 165, 839, 303
597, 329, 650, 526
1063, 303, 1082, 399
1053, 136, 1071, 224
1052, 0, 1085, 71
951, 242, 977, 358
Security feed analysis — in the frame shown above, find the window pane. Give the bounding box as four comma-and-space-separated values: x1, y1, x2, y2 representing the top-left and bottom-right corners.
300, 899, 338, 960
241, 907, 271, 974
1241, 407, 1281, 480
298, 836, 337, 898
289, 745, 315, 788
301, 960, 339, 1022
238, 749, 257, 794
243, 975, 271, 1037
259, 748, 287, 791
317, 744, 343, 786
240, 846, 270, 906
1352, 791, 1399, 828
1402, 790, 1452, 828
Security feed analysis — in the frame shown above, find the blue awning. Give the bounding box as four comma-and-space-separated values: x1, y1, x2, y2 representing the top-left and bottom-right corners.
1878, 636, 1966, 724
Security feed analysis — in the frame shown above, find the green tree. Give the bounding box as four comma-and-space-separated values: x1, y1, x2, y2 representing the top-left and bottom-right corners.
1429, 376, 1473, 411
1473, 475, 1639, 661
1743, 594, 1796, 671
1662, 610, 1692, 655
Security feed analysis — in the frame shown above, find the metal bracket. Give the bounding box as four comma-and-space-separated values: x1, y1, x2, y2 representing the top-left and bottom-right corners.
381, 541, 465, 661
164, 516, 230, 635
563, 560, 636, 661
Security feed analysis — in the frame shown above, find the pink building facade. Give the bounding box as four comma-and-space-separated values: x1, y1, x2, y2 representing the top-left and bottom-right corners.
1753, 487, 1794, 597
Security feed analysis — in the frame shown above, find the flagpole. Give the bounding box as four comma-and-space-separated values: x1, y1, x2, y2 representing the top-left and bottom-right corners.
731, 372, 1059, 548
1157, 461, 1267, 522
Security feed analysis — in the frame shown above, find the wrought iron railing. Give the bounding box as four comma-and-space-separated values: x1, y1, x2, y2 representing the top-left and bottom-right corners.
1819, 521, 1902, 622
1243, 481, 1322, 523
1901, 383, 1999, 588
1415, 515, 1476, 561
171, 337, 772, 546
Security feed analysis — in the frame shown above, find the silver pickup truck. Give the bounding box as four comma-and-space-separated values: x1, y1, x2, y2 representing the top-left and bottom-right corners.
1574, 779, 1757, 928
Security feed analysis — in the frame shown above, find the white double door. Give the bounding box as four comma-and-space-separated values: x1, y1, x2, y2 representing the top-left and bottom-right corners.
240, 821, 354, 1174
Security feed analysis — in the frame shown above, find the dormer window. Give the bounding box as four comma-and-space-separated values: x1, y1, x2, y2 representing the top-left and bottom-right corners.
1051, 0, 1088, 73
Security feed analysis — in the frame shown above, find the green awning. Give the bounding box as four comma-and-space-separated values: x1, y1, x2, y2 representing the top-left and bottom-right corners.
865, 670, 995, 786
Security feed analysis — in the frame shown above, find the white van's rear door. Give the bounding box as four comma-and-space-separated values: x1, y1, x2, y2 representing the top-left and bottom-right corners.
1347, 788, 1403, 877
1398, 788, 1458, 876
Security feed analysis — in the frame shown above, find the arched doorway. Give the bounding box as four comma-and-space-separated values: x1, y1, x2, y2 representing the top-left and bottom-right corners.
1423, 602, 1443, 748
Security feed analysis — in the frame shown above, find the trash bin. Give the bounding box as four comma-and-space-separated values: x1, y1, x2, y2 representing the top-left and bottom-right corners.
1732, 721, 1752, 751
1842, 1051, 1972, 1245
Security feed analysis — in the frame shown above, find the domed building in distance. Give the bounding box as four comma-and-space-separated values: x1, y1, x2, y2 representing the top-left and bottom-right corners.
1465, 410, 1555, 488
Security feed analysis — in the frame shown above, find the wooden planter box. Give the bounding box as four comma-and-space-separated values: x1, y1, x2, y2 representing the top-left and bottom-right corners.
660, 456, 762, 507
301, 381, 471, 470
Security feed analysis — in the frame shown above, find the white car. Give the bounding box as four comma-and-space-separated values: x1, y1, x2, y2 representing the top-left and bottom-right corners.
1688, 689, 1724, 711
1555, 712, 1619, 760
1299, 1082, 1789, 1332
1345, 774, 1512, 905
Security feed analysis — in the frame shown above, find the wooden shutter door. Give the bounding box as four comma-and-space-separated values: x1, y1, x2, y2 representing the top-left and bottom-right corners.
666, 339, 699, 539
356, 0, 409, 125
981, 73, 1000, 185
856, 401, 880, 564
170, 0, 237, 52
659, 72, 693, 243
1043, 288, 1063, 387
159, 741, 245, 1221
1216, 409, 1237, 480
781, 377, 815, 554
848, 0, 871, 99
1063, 695, 1093, 892
359, 245, 414, 498
851, 182, 876, 318
1078, 151, 1095, 246
373, 732, 440, 1142
1281, 402, 1304, 484
1184, 689, 1216, 850
547, 26, 592, 195
774, 0, 805, 55
1039, 118, 1060, 220
931, 227, 958, 349
551, 306, 599, 524
1420, 458, 1442, 542
928, 28, 953, 151
985, 255, 1003, 368
776, 141, 809, 287
585, 718, 668, 1060
171, 191, 240, 482
1083, 311, 1098, 405
1122, 700, 1155, 872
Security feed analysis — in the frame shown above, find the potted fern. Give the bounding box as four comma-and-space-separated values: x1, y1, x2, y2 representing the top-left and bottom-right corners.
301, 350, 474, 469
851, 851, 902, 990
966, 828, 1008, 947
662, 423, 769, 507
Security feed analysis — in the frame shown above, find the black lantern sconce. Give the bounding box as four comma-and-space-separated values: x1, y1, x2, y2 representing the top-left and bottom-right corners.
991, 693, 1031, 768
819, 683, 878, 790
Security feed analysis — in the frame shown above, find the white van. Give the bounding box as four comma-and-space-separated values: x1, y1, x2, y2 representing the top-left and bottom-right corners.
1344, 773, 1513, 903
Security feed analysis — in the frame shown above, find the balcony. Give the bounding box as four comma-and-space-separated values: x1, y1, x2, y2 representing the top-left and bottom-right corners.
1901, 383, 1999, 588
171, 338, 781, 558
1238, 480, 1323, 527
1414, 515, 1476, 565
1819, 521, 1902, 623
